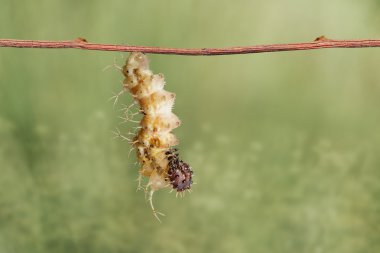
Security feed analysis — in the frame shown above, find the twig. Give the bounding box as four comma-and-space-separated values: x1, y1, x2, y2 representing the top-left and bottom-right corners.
0, 37, 379, 56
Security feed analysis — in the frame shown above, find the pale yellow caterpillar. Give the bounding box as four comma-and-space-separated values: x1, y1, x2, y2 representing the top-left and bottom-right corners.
121, 53, 193, 220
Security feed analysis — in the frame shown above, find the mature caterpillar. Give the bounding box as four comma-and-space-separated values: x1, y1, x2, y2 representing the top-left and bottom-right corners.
121, 52, 193, 220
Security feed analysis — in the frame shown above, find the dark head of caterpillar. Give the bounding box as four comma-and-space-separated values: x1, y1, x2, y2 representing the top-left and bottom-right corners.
166, 149, 193, 192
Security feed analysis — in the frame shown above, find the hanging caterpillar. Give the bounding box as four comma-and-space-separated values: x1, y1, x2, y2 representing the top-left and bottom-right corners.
121, 52, 193, 220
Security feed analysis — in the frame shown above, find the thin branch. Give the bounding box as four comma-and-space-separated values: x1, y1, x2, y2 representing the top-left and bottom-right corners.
0, 37, 379, 56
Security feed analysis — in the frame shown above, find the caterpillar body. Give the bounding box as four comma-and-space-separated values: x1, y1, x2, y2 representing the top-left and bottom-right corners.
121, 53, 193, 220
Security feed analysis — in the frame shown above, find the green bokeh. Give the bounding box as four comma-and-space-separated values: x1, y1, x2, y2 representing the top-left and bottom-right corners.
1, 1, 380, 252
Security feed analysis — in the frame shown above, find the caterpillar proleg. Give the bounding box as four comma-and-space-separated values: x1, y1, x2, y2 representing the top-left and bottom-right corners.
121, 53, 193, 221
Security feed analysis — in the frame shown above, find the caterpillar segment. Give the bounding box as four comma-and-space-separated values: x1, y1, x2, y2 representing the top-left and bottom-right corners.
122, 52, 193, 221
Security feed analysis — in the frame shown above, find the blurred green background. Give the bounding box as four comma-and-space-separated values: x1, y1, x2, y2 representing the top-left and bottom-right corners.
1, 0, 380, 252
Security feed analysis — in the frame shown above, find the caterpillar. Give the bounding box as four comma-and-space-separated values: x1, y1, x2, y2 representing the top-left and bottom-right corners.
121, 52, 193, 221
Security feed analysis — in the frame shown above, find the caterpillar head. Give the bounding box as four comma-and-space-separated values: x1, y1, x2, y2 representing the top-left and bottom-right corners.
166, 149, 193, 192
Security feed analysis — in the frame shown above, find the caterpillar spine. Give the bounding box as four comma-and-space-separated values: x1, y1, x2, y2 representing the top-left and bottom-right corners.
121, 53, 193, 220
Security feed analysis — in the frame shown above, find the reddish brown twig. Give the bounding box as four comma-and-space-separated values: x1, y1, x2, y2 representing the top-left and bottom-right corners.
0, 37, 379, 56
